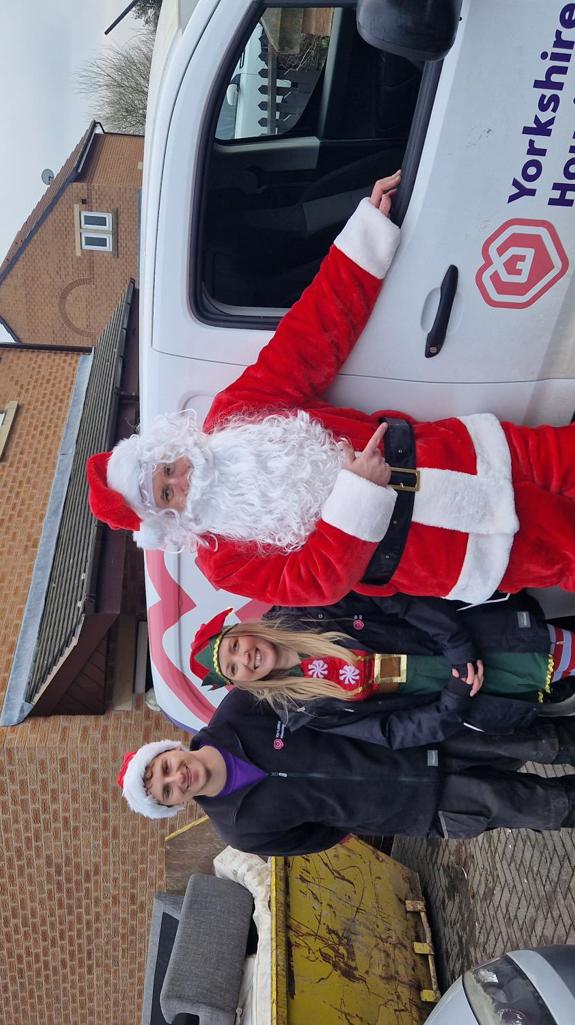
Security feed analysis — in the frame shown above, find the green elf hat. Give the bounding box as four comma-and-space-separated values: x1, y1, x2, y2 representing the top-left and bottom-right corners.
190, 607, 234, 689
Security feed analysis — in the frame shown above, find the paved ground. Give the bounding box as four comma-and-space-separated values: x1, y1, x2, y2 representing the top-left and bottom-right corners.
392, 761, 575, 991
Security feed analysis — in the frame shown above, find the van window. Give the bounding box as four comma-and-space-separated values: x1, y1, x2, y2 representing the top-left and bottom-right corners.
196, 4, 430, 323
216, 9, 335, 141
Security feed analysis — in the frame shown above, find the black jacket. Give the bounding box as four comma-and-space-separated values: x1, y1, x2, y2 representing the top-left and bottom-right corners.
192, 689, 538, 856
193, 689, 444, 855
265, 591, 545, 747
266, 591, 550, 666
280, 686, 538, 748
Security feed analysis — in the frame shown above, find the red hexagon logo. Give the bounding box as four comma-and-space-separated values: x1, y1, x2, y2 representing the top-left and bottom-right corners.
476, 219, 568, 309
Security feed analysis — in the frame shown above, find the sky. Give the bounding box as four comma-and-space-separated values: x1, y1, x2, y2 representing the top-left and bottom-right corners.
0, 0, 145, 337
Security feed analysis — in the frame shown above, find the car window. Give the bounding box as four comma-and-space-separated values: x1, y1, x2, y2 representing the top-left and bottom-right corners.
215, 8, 335, 141
196, 3, 428, 323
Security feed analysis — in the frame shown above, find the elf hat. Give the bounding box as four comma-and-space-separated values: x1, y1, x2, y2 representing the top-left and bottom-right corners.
117, 740, 186, 819
87, 439, 146, 533
190, 608, 234, 689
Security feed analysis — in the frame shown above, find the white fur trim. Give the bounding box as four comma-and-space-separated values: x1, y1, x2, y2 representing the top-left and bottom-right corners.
413, 414, 518, 604
121, 740, 185, 819
445, 533, 515, 604
413, 413, 518, 534
334, 197, 401, 279
132, 519, 168, 550
412, 467, 517, 535
107, 436, 147, 518
463, 413, 514, 486
321, 468, 397, 542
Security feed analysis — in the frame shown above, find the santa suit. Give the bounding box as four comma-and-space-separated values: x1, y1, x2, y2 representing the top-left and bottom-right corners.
197, 199, 575, 607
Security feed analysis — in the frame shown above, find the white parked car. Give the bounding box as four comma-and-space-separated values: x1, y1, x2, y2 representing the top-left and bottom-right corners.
425, 946, 575, 1025
140, 0, 575, 730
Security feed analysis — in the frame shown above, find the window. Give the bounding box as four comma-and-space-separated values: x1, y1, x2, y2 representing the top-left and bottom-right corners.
216, 8, 335, 141
80, 211, 113, 230
197, 4, 424, 320
81, 233, 114, 252
0, 401, 18, 459
74, 206, 116, 254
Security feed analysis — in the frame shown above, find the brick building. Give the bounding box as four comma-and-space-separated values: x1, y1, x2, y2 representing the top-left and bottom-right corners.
0, 129, 192, 1025
0, 122, 143, 348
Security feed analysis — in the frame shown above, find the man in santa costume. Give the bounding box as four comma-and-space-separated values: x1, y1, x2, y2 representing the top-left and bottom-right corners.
87, 172, 575, 607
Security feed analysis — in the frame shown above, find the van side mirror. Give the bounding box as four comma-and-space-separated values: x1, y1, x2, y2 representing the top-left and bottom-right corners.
356, 0, 463, 62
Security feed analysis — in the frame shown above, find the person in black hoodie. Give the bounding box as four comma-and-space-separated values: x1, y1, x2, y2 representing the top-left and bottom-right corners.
118, 685, 575, 856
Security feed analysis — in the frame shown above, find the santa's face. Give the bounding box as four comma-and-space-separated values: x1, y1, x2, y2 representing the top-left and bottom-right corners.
133, 411, 343, 553
218, 633, 278, 682
151, 456, 192, 512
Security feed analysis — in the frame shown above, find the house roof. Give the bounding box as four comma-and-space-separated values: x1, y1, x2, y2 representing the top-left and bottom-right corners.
27, 281, 135, 705
0, 281, 135, 725
0, 121, 99, 283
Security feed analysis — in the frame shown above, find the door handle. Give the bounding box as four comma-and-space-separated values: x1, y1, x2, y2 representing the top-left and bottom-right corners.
425, 265, 458, 358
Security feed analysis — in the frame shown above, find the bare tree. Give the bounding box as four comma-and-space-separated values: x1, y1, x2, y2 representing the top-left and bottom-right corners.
76, 31, 154, 134
132, 0, 163, 27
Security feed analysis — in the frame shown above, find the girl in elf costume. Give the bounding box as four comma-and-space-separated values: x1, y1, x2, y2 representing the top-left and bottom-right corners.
190, 595, 575, 748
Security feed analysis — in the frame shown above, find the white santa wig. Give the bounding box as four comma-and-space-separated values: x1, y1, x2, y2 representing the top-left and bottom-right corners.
107, 408, 344, 553
107, 411, 201, 550
107, 435, 150, 520
119, 740, 186, 819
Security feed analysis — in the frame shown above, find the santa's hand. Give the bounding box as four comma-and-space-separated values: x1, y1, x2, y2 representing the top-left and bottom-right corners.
369, 171, 401, 217
452, 659, 484, 697
341, 422, 392, 487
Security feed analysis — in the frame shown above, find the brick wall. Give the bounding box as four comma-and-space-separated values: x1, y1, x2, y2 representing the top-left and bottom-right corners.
0, 702, 194, 1025
0, 348, 80, 707
0, 133, 143, 348
0, 347, 199, 1024
83, 133, 143, 186
0, 139, 181, 1025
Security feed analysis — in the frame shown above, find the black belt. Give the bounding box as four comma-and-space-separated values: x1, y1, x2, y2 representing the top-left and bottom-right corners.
360, 417, 418, 585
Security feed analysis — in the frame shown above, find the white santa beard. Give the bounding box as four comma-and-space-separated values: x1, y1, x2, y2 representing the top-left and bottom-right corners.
184, 412, 344, 550
136, 412, 344, 552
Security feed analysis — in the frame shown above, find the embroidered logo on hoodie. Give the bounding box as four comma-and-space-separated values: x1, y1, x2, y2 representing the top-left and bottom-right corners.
274, 721, 285, 750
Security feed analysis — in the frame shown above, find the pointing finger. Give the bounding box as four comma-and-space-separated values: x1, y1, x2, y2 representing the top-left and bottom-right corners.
364, 422, 388, 454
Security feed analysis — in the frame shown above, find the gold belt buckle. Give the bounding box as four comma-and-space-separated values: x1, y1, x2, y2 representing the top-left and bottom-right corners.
388, 467, 420, 493
373, 653, 407, 691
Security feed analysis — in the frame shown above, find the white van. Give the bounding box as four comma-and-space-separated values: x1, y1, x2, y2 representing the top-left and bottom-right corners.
140, 0, 575, 730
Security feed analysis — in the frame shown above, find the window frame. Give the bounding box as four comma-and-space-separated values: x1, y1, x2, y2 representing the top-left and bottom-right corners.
80, 210, 113, 231
191, 3, 356, 331
74, 205, 117, 256
214, 7, 338, 144
81, 233, 114, 252
190, 0, 435, 329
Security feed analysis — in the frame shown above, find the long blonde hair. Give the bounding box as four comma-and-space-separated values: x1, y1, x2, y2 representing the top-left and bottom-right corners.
225, 620, 361, 713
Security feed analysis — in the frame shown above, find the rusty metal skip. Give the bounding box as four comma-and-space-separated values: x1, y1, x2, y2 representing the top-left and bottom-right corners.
271, 835, 440, 1025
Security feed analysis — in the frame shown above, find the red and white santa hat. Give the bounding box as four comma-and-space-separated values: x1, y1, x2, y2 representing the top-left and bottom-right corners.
117, 740, 186, 819
86, 437, 163, 547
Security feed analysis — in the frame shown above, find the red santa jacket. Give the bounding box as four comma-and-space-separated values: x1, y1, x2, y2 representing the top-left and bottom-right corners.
198, 199, 518, 606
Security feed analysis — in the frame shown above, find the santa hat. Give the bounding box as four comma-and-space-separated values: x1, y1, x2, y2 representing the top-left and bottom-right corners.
117, 740, 186, 819
190, 608, 234, 689
87, 437, 148, 533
